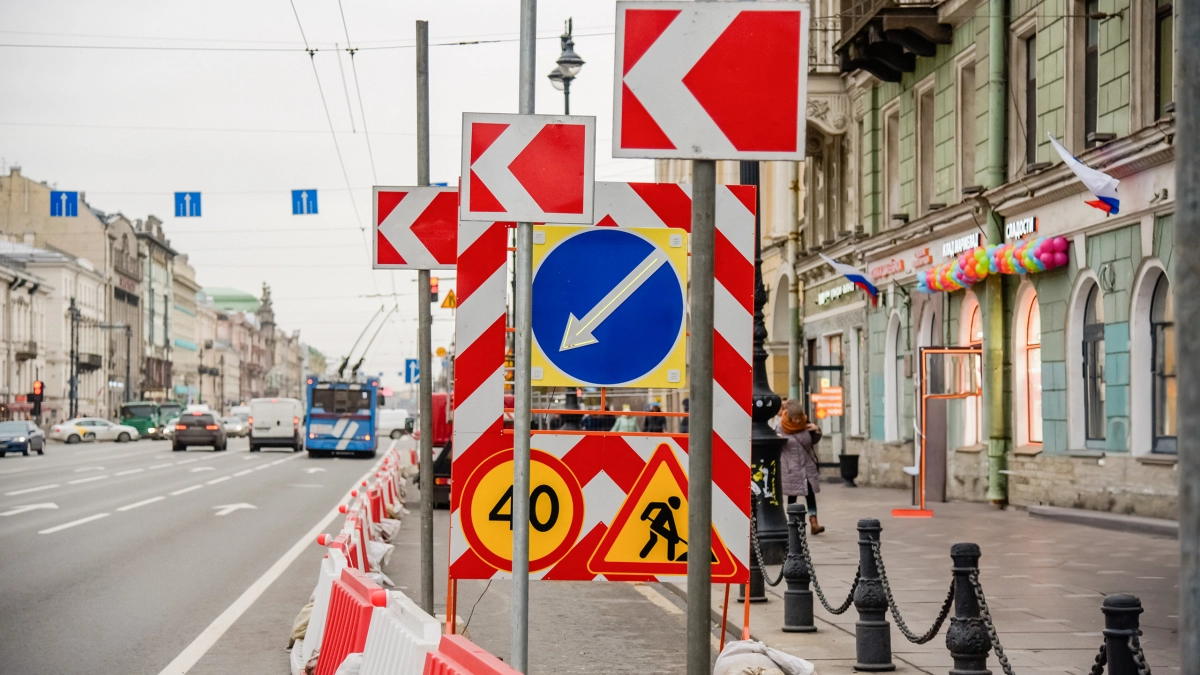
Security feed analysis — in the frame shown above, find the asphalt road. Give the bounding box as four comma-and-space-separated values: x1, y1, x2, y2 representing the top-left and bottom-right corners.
0, 435, 380, 675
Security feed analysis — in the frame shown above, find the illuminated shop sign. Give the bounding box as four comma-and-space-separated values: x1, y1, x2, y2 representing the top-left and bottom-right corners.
941, 233, 982, 259
1005, 216, 1038, 240
817, 283, 855, 305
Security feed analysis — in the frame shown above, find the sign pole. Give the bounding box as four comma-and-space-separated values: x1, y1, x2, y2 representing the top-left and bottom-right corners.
512, 1, 536, 672
1177, 1, 1199, 671
415, 19, 436, 618
688, 157, 716, 675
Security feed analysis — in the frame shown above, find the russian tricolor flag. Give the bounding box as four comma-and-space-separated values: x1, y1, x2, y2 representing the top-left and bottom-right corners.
1049, 134, 1120, 215
819, 254, 879, 306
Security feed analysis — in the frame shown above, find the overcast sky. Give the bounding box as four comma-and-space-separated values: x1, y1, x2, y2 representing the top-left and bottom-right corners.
0, 0, 653, 393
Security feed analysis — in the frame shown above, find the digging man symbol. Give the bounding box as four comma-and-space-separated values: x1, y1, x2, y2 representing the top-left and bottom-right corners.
639, 495, 687, 561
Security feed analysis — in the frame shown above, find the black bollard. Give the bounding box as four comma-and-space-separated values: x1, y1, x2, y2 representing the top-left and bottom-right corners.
946, 543, 991, 675
738, 501, 768, 604
782, 503, 816, 632
1102, 594, 1144, 675
853, 518, 895, 671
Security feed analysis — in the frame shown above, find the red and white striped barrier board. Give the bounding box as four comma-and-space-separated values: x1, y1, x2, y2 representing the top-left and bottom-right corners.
360, 591, 442, 675
374, 186, 459, 269
448, 182, 753, 582
314, 568, 387, 675
423, 634, 522, 675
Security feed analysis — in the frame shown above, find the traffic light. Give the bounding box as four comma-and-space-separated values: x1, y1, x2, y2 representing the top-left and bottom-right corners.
430, 276, 439, 303
30, 381, 44, 403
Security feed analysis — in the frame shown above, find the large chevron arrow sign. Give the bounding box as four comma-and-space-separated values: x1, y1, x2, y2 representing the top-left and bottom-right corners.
373, 186, 458, 270
612, 1, 811, 160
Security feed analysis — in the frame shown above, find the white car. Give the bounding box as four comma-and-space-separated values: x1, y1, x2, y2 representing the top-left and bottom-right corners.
50, 418, 140, 444
221, 416, 248, 438
162, 417, 180, 440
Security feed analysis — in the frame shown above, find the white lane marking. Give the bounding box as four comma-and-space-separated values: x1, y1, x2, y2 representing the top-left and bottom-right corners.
254, 464, 269, 471
304, 468, 326, 474
212, 503, 255, 516
0, 502, 58, 516
288, 484, 323, 488
169, 485, 204, 496
189, 467, 216, 473
39, 512, 110, 534
74, 466, 105, 472
270, 458, 289, 465
176, 459, 200, 465
5, 483, 60, 496
67, 475, 109, 485
115, 468, 146, 476
243, 456, 255, 461
156, 459, 385, 674
633, 583, 683, 615
206, 476, 231, 485
117, 496, 165, 512
233, 469, 253, 477
149, 463, 174, 470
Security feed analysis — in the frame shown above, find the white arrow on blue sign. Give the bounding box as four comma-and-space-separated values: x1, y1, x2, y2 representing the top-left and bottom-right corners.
50, 191, 78, 217
174, 192, 201, 217
292, 189, 318, 215
404, 359, 420, 384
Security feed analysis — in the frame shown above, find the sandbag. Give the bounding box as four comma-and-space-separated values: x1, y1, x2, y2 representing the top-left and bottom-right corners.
333, 652, 363, 675
289, 599, 314, 648
366, 540, 394, 572
713, 640, 816, 675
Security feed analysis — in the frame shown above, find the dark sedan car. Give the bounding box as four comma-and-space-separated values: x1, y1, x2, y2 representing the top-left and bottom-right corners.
172, 413, 228, 452
0, 420, 46, 457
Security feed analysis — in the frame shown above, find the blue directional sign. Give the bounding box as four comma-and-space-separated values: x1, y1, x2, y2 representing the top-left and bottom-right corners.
174, 192, 201, 217
531, 226, 688, 388
50, 191, 78, 217
404, 359, 420, 384
292, 189, 318, 215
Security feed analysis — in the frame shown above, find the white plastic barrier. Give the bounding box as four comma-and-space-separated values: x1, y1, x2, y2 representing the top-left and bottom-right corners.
359, 590, 441, 675
299, 548, 349, 667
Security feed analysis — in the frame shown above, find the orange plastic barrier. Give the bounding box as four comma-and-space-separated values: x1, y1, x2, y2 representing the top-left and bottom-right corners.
423, 635, 523, 675
314, 567, 388, 675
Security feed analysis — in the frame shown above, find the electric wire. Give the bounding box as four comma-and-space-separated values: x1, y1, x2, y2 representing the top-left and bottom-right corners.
338, 0, 378, 184
334, 43, 357, 134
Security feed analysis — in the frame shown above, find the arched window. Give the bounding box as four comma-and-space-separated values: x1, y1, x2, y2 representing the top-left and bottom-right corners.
1151, 275, 1176, 453
960, 297, 983, 446
884, 312, 903, 441
1083, 285, 1106, 441
1014, 287, 1042, 446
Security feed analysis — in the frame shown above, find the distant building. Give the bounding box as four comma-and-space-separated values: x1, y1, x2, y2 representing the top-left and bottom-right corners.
171, 255, 201, 403
135, 216, 176, 401
0, 250, 51, 420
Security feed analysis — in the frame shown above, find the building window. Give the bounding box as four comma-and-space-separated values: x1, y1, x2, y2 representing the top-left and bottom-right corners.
825, 333, 843, 366
1015, 288, 1043, 446
963, 299, 984, 446
1155, 0, 1175, 119
957, 56, 977, 195
884, 313, 903, 441
884, 105, 901, 226
1151, 275, 1176, 453
1085, 1, 1100, 145
1025, 34, 1038, 167
917, 81, 935, 215
1083, 284, 1106, 441
850, 327, 865, 436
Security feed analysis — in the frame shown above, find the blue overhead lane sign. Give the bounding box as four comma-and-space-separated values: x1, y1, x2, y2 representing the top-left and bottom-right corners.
50, 191, 78, 217
404, 359, 420, 384
292, 189, 318, 215
175, 192, 201, 217
531, 226, 687, 388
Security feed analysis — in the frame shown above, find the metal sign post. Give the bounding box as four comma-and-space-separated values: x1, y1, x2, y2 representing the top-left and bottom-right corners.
512, 1, 536, 672
415, 19, 435, 617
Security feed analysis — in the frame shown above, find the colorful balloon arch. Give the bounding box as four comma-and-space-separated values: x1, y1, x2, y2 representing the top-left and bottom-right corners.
917, 236, 1071, 293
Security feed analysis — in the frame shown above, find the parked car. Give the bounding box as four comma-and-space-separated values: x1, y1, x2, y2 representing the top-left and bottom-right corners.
161, 417, 180, 440
376, 408, 410, 439
50, 418, 140, 444
0, 420, 46, 456
221, 416, 248, 437
172, 412, 227, 451
249, 397, 303, 452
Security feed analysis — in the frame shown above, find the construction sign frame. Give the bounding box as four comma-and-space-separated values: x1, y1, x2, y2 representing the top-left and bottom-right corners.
449, 181, 755, 582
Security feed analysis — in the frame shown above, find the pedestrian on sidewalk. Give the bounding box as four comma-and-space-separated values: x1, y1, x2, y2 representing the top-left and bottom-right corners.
779, 399, 825, 534
611, 405, 639, 432
643, 401, 667, 433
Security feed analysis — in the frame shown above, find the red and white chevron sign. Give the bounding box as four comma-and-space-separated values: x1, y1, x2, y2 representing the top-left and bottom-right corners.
459, 113, 596, 224
373, 186, 458, 270
613, 1, 811, 160
448, 182, 754, 583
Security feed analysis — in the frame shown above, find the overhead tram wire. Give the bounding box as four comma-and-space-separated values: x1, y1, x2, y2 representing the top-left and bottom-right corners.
334, 42, 357, 134
338, 0, 378, 184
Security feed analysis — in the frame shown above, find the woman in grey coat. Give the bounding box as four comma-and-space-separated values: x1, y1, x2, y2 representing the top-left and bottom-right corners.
779, 399, 825, 534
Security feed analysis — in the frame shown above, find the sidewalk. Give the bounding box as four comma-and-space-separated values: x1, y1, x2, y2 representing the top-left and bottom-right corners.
697, 484, 1181, 674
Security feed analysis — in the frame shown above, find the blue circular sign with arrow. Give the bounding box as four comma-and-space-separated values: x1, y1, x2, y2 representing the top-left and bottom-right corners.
532, 227, 687, 387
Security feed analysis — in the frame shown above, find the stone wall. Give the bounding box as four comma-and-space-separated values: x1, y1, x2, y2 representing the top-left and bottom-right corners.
1006, 452, 1178, 520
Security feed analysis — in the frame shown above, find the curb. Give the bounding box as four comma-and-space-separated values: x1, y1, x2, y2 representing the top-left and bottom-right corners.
1027, 505, 1179, 538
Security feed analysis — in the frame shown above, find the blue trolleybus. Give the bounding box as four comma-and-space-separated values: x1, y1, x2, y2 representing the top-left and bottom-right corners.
305, 378, 379, 458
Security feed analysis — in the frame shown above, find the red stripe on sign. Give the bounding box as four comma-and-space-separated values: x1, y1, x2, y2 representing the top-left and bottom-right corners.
449, 545, 501, 580
376, 190, 406, 225
713, 433, 751, 517
596, 214, 619, 228
713, 330, 751, 415
620, 84, 676, 151
410, 191, 458, 264
540, 523, 604, 581
622, 9, 681, 75
629, 182, 691, 231
449, 420, 505, 513
714, 229, 754, 314
726, 184, 757, 215
681, 11, 800, 152
470, 122, 509, 164
376, 230, 405, 265
456, 223, 507, 304
469, 170, 506, 213
452, 316, 506, 405
507, 124, 586, 215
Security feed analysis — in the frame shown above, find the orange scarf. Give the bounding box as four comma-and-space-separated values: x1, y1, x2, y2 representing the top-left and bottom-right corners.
780, 414, 805, 435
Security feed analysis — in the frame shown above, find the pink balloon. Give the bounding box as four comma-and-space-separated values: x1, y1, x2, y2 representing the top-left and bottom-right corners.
1053, 251, 1069, 267
1055, 237, 1069, 252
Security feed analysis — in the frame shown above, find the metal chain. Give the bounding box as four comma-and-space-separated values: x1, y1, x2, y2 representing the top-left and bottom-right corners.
1128, 631, 1152, 675
1088, 642, 1107, 675
749, 500, 785, 587
869, 540, 955, 644
797, 522, 859, 614
968, 570, 1015, 675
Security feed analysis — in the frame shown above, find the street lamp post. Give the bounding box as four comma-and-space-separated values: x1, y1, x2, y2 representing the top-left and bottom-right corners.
547, 19, 584, 115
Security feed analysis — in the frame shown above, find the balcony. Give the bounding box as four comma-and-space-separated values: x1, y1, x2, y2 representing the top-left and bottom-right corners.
79, 353, 103, 373
810, 16, 842, 74
15, 340, 37, 361
836, 0, 951, 82
113, 251, 142, 281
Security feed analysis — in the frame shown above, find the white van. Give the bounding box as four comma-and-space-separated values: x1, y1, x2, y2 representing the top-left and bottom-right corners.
249, 397, 303, 452
376, 408, 410, 439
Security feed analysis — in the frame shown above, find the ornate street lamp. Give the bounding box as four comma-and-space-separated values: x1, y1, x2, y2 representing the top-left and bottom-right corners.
547, 19, 584, 115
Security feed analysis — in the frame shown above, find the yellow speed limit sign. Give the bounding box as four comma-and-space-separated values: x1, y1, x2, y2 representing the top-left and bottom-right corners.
460, 448, 584, 572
